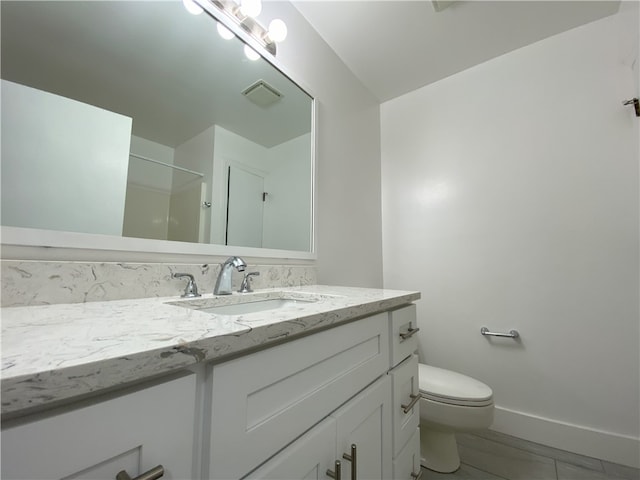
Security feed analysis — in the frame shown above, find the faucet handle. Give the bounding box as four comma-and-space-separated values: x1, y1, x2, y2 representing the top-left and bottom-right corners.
238, 272, 260, 293
173, 273, 202, 298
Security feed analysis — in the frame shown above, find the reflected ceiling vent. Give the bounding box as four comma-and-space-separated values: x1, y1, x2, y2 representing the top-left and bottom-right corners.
242, 80, 283, 108
432, 0, 455, 12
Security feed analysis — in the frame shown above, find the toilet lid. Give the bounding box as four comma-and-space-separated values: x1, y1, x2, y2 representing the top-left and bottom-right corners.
419, 364, 493, 407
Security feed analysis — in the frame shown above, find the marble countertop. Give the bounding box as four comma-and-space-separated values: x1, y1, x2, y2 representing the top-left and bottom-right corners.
1, 285, 420, 417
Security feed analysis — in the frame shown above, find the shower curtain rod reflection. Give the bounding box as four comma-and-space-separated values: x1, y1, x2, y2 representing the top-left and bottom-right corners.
129, 153, 204, 177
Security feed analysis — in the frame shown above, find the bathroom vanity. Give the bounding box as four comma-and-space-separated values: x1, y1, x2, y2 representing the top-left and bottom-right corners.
1, 286, 421, 480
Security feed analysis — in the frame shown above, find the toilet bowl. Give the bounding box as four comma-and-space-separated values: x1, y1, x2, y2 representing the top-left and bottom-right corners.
419, 364, 494, 473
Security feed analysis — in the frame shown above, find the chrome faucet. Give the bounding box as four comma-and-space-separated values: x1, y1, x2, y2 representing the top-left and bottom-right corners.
213, 256, 247, 295
172, 273, 201, 298
238, 272, 260, 293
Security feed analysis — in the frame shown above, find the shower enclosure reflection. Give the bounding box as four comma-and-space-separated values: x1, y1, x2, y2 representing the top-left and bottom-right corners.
124, 153, 205, 244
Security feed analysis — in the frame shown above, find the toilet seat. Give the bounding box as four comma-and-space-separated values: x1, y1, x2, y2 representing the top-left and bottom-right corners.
419, 364, 493, 407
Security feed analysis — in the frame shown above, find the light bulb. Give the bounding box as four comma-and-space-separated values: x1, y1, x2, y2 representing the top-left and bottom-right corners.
244, 45, 260, 61
240, 0, 262, 17
267, 19, 287, 42
217, 22, 234, 40
182, 0, 203, 15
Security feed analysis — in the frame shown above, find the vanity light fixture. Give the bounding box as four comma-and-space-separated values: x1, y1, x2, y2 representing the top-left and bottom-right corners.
244, 44, 260, 61
206, 0, 287, 56
239, 0, 262, 18
182, 0, 204, 15
267, 19, 287, 43
216, 22, 235, 40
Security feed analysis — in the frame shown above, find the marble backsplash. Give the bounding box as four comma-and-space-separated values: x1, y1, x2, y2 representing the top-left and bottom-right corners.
1, 260, 317, 307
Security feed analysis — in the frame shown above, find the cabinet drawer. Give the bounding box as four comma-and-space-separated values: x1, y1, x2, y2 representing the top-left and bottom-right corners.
208, 313, 389, 479
390, 354, 420, 457
389, 304, 418, 367
392, 427, 421, 480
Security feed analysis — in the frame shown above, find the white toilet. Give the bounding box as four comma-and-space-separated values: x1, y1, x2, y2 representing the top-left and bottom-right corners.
418, 363, 494, 473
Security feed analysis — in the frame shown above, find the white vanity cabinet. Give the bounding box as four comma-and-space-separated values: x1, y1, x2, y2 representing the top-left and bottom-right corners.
388, 305, 422, 480
207, 313, 391, 479
207, 304, 420, 480
1, 373, 198, 480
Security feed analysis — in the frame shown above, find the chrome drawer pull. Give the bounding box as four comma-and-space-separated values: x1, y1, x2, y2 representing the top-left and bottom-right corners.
116, 465, 164, 480
399, 327, 420, 341
480, 327, 520, 339
342, 444, 357, 480
401, 393, 420, 414
411, 469, 423, 479
327, 460, 342, 480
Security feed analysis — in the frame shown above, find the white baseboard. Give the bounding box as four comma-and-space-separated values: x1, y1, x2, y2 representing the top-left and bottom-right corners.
492, 406, 640, 469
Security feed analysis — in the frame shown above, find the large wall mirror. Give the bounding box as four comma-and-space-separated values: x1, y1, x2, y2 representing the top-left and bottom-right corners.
1, 1, 315, 258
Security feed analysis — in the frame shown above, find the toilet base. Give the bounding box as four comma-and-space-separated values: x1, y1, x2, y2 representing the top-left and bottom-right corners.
420, 429, 460, 473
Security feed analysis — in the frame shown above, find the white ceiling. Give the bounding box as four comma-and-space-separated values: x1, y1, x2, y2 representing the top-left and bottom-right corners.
1, 1, 312, 148
293, 0, 621, 102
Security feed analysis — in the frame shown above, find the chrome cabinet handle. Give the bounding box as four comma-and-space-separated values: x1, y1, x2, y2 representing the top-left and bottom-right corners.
327, 460, 342, 480
399, 327, 420, 341
401, 393, 420, 414
342, 444, 357, 480
480, 327, 519, 339
116, 465, 164, 480
410, 468, 423, 479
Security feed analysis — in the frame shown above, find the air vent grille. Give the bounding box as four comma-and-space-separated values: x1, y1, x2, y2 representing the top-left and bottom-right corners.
242, 80, 283, 107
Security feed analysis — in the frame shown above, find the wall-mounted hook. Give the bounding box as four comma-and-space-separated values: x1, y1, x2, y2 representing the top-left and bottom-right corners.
623, 98, 640, 117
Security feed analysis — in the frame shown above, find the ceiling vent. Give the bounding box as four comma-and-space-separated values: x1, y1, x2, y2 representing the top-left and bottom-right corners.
432, 0, 455, 12
242, 80, 283, 108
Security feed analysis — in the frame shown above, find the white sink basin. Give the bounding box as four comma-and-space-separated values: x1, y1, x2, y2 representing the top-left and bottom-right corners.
198, 298, 314, 315
166, 292, 321, 317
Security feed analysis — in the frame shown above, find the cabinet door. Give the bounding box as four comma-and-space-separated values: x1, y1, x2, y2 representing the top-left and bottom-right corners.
244, 418, 337, 480
1, 373, 197, 480
332, 376, 393, 480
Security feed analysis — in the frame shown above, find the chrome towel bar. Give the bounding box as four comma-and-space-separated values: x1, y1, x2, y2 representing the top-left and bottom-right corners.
480, 327, 520, 339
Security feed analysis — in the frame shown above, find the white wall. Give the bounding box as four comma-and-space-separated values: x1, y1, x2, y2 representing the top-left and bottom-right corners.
381, 5, 639, 467
263, 133, 313, 252
1, 80, 132, 236
263, 2, 383, 286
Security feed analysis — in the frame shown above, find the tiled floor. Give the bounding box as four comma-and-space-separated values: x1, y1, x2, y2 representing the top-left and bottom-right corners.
421, 430, 640, 480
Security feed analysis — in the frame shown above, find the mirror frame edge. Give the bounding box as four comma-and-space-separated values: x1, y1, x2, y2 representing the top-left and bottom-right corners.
0, 0, 318, 263
0, 225, 317, 262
